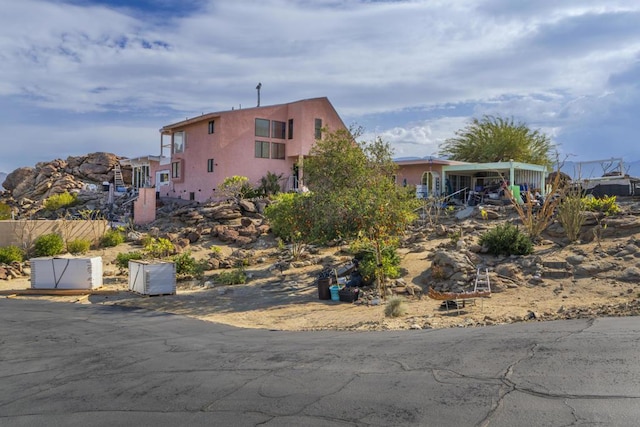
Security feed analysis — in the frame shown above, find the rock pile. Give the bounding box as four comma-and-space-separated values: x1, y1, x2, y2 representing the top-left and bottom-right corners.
0, 262, 27, 281
1, 152, 132, 218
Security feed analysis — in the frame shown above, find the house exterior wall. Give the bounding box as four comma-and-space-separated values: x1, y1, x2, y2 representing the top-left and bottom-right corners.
157, 97, 346, 202
395, 164, 445, 187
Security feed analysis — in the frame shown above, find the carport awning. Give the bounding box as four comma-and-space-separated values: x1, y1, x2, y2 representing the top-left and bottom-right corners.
442, 161, 548, 195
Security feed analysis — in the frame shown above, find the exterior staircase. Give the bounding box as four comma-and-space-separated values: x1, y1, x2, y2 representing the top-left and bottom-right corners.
542, 260, 573, 279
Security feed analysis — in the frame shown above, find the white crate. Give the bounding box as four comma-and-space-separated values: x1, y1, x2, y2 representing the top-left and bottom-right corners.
30, 256, 103, 290
128, 260, 176, 296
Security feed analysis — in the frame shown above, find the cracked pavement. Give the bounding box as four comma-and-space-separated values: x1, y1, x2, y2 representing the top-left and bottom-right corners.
1, 300, 639, 426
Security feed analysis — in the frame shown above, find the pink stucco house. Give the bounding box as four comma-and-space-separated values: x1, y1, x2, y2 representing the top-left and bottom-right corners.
123, 97, 347, 203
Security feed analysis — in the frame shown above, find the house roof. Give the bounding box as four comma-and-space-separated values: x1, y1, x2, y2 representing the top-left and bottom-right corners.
159, 96, 335, 133
120, 155, 163, 166
441, 161, 548, 174
394, 157, 467, 167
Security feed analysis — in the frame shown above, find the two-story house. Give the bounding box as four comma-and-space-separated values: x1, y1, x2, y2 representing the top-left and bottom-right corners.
133, 97, 347, 203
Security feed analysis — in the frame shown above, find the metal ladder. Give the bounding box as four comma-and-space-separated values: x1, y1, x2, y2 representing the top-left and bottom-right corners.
474, 267, 491, 293
114, 164, 125, 189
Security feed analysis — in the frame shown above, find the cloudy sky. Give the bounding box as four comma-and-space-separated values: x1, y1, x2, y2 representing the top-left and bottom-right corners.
1, 0, 639, 174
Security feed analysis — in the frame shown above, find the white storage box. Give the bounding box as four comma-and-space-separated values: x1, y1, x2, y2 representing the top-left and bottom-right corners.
128, 260, 176, 296
30, 256, 103, 289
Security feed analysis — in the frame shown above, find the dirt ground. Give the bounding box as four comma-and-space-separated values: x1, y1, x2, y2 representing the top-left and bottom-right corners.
3, 231, 639, 331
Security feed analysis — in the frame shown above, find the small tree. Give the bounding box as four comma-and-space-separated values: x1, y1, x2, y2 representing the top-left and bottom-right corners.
304, 129, 419, 293
265, 192, 311, 260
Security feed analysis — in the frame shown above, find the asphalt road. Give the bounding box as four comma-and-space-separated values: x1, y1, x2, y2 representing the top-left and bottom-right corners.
1, 300, 639, 427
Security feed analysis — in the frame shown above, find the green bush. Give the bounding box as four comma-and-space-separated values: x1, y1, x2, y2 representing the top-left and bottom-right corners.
115, 251, 144, 271
101, 228, 125, 248
33, 233, 65, 257
67, 238, 91, 255
43, 191, 78, 211
216, 267, 246, 285
582, 195, 620, 215
479, 223, 533, 256
218, 175, 258, 200
350, 238, 401, 285
0, 245, 24, 264
144, 237, 174, 258
0, 202, 12, 220
172, 251, 208, 277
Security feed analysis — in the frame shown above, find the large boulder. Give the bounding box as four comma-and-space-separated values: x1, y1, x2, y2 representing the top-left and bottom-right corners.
3, 167, 36, 198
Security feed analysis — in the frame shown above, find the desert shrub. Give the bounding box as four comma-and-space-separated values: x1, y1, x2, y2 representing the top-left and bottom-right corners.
557, 195, 586, 242
216, 267, 246, 285
448, 229, 462, 245
101, 228, 125, 248
67, 238, 91, 255
218, 175, 258, 200
0, 202, 12, 220
479, 223, 533, 256
172, 251, 208, 278
33, 233, 65, 257
0, 245, 24, 264
258, 171, 283, 196
43, 191, 78, 211
115, 251, 144, 271
350, 238, 401, 285
140, 234, 154, 247
384, 296, 408, 318
583, 195, 620, 215
144, 237, 174, 258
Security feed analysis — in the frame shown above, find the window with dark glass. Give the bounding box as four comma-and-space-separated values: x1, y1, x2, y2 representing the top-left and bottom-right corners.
271, 120, 286, 139
314, 118, 322, 139
255, 118, 270, 137
272, 142, 285, 159
171, 161, 181, 178
288, 119, 294, 139
208, 120, 215, 134
207, 158, 214, 172
255, 141, 270, 158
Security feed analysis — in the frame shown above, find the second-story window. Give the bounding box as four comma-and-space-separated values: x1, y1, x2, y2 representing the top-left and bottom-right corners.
207, 158, 214, 172
255, 118, 270, 137
173, 131, 185, 154
272, 121, 286, 139
288, 119, 294, 139
208, 120, 215, 134
314, 118, 322, 139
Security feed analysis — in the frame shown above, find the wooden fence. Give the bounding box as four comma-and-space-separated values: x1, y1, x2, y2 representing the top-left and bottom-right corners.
0, 220, 108, 249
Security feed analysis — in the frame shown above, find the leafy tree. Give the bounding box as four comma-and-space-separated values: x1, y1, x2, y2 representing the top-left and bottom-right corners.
303, 129, 419, 293
439, 115, 553, 167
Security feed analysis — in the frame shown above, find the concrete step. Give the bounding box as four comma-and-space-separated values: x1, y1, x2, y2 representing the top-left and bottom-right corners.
543, 261, 569, 269
542, 270, 573, 279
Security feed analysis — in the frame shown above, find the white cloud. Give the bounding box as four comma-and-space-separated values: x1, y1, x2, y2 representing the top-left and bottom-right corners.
1, 0, 640, 172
